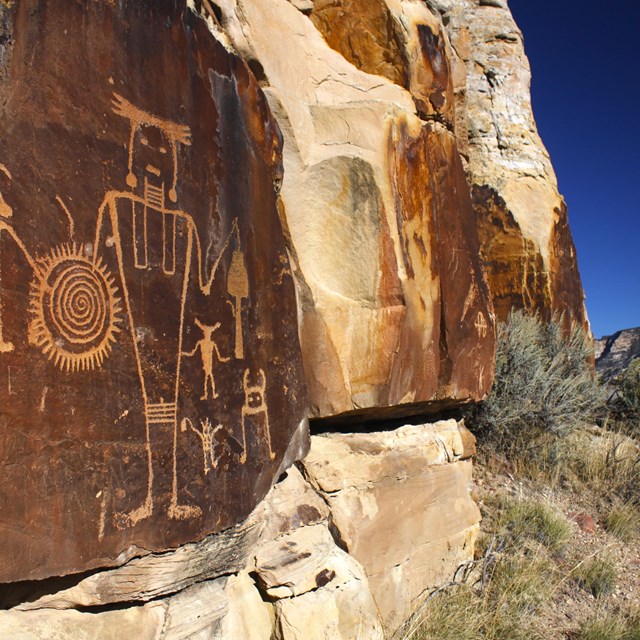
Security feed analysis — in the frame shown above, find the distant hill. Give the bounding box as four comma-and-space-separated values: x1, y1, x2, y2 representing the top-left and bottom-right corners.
595, 327, 640, 380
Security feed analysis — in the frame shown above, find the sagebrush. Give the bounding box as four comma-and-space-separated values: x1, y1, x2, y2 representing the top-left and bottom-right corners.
608, 358, 640, 435
467, 310, 601, 456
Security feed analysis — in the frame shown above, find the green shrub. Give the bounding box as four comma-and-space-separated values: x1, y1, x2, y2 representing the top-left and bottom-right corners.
468, 310, 602, 457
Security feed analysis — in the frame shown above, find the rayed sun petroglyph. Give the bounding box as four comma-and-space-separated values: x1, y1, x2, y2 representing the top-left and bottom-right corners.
0, 90, 276, 533
28, 244, 123, 372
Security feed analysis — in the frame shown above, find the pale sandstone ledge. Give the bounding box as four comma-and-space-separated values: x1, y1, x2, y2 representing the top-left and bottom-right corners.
1, 419, 477, 639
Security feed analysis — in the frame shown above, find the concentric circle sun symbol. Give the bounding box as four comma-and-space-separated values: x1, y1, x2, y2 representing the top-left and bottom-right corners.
29, 244, 122, 372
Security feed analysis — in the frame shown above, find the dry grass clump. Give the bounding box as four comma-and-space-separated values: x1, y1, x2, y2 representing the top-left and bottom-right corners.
576, 609, 640, 640
553, 428, 640, 499
574, 553, 618, 598
603, 501, 640, 542
402, 583, 546, 640
507, 426, 640, 508
495, 496, 572, 552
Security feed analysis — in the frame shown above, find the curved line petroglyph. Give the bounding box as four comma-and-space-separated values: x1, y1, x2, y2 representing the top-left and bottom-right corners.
55, 196, 76, 240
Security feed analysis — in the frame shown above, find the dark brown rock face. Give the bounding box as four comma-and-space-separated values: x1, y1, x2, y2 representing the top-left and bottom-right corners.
0, 0, 306, 582
387, 119, 495, 407
473, 185, 588, 331
549, 201, 589, 330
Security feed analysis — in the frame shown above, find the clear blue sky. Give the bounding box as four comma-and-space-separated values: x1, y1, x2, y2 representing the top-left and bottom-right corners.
508, 0, 640, 339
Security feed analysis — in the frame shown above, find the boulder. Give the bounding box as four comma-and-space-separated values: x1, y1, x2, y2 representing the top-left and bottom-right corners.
301, 419, 481, 629
254, 524, 384, 640
0, 0, 307, 582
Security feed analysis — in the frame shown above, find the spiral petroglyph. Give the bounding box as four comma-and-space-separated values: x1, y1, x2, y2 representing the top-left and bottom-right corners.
29, 244, 122, 372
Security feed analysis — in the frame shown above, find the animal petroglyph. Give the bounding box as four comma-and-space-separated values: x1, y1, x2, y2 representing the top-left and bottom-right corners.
181, 417, 223, 475
182, 319, 230, 400
28, 244, 123, 372
240, 368, 275, 465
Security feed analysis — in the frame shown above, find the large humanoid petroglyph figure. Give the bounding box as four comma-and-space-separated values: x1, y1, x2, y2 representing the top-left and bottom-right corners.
94, 94, 247, 526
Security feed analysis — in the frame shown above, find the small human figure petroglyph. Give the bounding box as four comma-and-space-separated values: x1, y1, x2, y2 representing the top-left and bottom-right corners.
182, 319, 230, 400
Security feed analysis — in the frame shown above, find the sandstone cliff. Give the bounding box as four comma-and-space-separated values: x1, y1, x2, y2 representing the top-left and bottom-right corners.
431, 0, 588, 329
0, 0, 588, 637
216, 0, 496, 420
596, 327, 640, 380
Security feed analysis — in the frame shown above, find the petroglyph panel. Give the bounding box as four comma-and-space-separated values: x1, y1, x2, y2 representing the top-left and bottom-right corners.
0, 0, 307, 582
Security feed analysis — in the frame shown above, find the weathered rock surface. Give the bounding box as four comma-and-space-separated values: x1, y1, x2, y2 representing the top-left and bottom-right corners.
2, 446, 387, 640
430, 0, 588, 328
1, 574, 273, 640
0, 0, 307, 582
301, 419, 480, 629
255, 523, 384, 639
216, 0, 496, 419
595, 327, 640, 380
